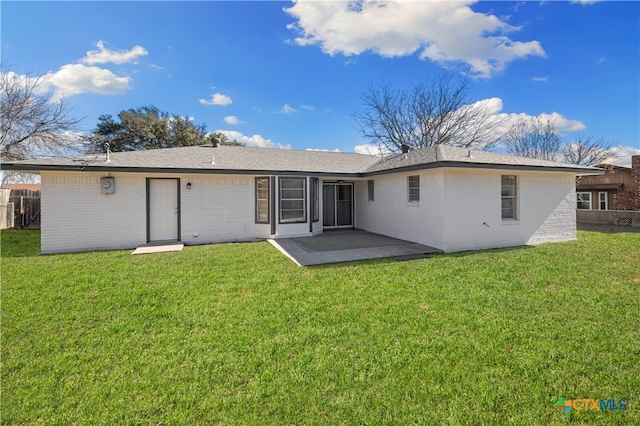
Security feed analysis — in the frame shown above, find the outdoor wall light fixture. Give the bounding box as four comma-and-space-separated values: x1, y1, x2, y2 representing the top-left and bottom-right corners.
187, 182, 192, 190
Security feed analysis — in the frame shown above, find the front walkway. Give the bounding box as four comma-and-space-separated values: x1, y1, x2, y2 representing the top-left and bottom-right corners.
269, 229, 442, 266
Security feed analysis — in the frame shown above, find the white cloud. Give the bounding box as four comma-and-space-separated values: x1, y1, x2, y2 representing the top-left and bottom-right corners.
81, 40, 148, 65
535, 112, 586, 132
532, 76, 549, 82
471, 98, 585, 134
214, 130, 290, 149
300, 105, 315, 111
601, 145, 640, 167
4, 40, 144, 100
598, 57, 607, 63
223, 115, 242, 125
570, 0, 600, 5
2, 71, 51, 96
281, 104, 297, 114
285, 0, 546, 78
354, 144, 390, 156
306, 148, 340, 152
5, 65, 131, 101
46, 64, 131, 98
199, 93, 233, 106
353, 97, 586, 153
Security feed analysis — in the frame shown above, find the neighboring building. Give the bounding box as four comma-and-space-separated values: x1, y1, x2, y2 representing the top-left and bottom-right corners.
1, 144, 600, 254
576, 155, 640, 211
1, 183, 42, 191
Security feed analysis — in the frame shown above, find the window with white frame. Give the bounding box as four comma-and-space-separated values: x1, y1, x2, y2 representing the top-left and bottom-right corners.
577, 192, 591, 210
501, 175, 518, 220
280, 178, 306, 223
598, 192, 608, 210
367, 180, 374, 202
408, 176, 420, 202
255, 177, 270, 223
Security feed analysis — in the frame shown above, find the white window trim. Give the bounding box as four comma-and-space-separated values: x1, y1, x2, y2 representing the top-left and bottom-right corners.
367, 180, 375, 203
577, 192, 592, 210
501, 175, 518, 221
279, 177, 306, 223
408, 175, 420, 204
598, 191, 608, 211
255, 177, 270, 224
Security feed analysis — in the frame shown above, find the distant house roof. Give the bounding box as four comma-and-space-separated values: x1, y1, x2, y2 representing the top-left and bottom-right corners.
576, 183, 623, 191
1, 183, 41, 191
595, 163, 631, 170
1, 144, 603, 176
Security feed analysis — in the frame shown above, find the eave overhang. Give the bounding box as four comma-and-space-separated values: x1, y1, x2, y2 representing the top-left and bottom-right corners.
2, 160, 604, 177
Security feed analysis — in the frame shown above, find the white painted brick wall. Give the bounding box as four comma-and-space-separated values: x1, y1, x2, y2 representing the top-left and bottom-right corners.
41, 172, 147, 253
355, 170, 445, 250
356, 168, 577, 253
180, 175, 255, 245
441, 168, 577, 252
41, 172, 258, 253
41, 168, 577, 254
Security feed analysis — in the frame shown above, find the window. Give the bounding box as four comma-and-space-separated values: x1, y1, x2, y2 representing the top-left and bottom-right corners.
312, 178, 319, 222
408, 176, 420, 202
598, 192, 608, 210
255, 177, 270, 223
280, 177, 306, 223
367, 180, 375, 202
576, 192, 591, 210
501, 175, 518, 220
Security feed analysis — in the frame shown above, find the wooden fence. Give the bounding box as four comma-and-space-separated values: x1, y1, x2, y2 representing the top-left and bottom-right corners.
0, 202, 15, 229
0, 188, 41, 229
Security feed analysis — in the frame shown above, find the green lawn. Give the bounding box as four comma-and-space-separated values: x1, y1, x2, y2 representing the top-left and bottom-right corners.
1, 230, 638, 425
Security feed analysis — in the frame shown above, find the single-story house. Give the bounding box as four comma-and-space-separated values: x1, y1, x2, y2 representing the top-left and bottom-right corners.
1, 144, 601, 254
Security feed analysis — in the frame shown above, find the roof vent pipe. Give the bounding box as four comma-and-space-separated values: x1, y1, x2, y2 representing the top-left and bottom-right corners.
104, 143, 111, 163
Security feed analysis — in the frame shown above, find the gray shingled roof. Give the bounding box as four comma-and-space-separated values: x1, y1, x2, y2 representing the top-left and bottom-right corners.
363, 144, 601, 174
2, 145, 380, 175
1, 144, 602, 175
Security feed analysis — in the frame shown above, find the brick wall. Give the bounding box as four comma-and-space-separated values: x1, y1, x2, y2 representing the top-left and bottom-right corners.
356, 168, 577, 253
41, 172, 147, 253
40, 172, 257, 253
355, 169, 445, 250
441, 169, 576, 252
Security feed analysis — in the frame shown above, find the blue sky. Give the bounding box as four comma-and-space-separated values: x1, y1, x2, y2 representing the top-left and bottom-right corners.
3, 1, 639, 164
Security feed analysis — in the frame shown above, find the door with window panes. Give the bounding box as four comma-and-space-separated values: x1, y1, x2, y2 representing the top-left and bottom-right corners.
323, 183, 353, 228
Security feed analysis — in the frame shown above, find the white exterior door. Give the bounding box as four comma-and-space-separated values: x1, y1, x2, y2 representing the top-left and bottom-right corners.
148, 179, 179, 242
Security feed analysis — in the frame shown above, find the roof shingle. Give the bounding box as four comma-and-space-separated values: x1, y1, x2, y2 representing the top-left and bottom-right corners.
1, 144, 602, 175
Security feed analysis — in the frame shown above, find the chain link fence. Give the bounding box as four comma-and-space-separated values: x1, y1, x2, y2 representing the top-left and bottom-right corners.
577, 210, 640, 233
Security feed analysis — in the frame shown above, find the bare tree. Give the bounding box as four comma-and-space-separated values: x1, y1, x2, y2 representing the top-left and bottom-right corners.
353, 73, 504, 153
1, 66, 83, 162
562, 134, 618, 167
502, 117, 562, 161
502, 118, 619, 167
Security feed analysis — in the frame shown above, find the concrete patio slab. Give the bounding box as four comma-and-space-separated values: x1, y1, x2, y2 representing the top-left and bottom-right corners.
131, 243, 184, 255
269, 229, 442, 266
